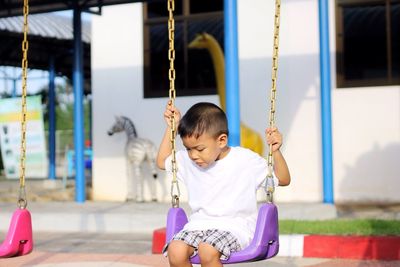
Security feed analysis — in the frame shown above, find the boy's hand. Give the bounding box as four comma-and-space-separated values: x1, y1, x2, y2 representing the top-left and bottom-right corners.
265, 127, 283, 152
164, 101, 181, 129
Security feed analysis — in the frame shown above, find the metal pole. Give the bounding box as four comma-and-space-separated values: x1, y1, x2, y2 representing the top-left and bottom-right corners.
12, 79, 17, 97
73, 6, 86, 202
48, 56, 56, 180
12, 67, 17, 97
318, 0, 334, 204
224, 0, 240, 146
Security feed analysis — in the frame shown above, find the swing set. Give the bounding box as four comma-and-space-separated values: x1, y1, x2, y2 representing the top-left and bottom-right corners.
0, 0, 282, 261
0, 0, 33, 258
165, 0, 282, 264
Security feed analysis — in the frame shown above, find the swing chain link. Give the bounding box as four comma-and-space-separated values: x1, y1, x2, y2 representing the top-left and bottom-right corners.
265, 0, 281, 203
167, 0, 180, 207
18, 0, 29, 209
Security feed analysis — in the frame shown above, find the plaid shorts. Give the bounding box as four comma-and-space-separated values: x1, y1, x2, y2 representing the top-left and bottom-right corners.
163, 229, 242, 260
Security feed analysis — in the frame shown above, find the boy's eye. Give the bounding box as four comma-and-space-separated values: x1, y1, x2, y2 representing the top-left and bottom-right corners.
186, 147, 205, 152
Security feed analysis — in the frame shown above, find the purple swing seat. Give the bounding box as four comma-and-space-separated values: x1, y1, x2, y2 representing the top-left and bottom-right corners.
166, 203, 279, 264
0, 208, 33, 258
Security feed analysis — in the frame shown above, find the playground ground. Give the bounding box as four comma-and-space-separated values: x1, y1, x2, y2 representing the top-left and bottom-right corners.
1, 179, 400, 266
3, 250, 400, 267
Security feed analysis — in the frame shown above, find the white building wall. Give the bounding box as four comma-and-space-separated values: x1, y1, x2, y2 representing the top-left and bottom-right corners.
91, 1, 400, 203
332, 87, 400, 203
238, 0, 323, 202
327, 0, 400, 203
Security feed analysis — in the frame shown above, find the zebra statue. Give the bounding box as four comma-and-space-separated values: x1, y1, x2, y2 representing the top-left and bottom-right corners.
108, 116, 158, 202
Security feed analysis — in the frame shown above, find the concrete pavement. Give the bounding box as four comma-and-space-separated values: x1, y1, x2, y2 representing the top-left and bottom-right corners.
1, 200, 400, 266
2, 200, 400, 234
1, 179, 400, 266
0, 201, 339, 234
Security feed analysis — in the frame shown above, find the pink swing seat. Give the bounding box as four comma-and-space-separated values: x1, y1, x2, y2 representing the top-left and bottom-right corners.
0, 208, 33, 258
166, 203, 279, 264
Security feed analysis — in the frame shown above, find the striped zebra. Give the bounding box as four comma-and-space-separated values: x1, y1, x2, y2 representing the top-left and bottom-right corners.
108, 116, 158, 202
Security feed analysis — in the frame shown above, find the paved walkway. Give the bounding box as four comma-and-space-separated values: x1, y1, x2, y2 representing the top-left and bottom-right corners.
1, 179, 400, 266
0, 201, 341, 234
0, 178, 344, 234
2, 200, 400, 234
2, 251, 400, 267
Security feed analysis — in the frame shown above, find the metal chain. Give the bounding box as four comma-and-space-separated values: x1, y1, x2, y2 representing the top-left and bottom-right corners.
265, 0, 281, 203
167, 0, 180, 208
165, 0, 280, 204
18, 0, 29, 209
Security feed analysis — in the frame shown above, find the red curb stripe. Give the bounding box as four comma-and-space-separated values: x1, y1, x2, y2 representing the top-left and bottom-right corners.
304, 235, 400, 260
152, 227, 166, 254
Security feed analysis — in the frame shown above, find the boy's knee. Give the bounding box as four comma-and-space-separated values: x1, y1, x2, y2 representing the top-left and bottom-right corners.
168, 240, 192, 265
198, 242, 221, 264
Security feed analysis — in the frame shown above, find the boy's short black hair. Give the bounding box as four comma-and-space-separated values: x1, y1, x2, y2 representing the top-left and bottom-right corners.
178, 102, 229, 139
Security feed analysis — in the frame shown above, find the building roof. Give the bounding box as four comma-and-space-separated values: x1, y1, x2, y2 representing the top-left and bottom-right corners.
0, 13, 91, 43
0, 13, 91, 93
0, 0, 143, 18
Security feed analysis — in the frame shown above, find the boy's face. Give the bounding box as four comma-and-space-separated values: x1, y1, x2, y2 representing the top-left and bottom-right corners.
182, 133, 228, 168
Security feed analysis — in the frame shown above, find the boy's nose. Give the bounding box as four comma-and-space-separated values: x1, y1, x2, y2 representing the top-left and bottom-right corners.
189, 150, 199, 160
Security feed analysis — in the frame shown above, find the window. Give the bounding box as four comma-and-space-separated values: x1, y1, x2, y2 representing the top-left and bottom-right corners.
143, 0, 223, 98
336, 0, 400, 87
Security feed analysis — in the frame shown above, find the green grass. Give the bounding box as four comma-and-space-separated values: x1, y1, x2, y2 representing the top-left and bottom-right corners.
279, 219, 400, 236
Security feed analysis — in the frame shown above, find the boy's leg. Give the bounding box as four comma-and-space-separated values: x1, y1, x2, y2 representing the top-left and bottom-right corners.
197, 242, 223, 267
168, 240, 195, 267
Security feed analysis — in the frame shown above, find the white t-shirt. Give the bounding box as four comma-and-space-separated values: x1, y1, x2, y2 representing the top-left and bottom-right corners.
165, 146, 278, 248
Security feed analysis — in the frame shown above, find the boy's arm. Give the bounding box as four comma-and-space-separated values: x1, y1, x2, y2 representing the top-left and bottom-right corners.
156, 127, 172, 170
273, 150, 291, 186
157, 101, 181, 170
266, 127, 291, 186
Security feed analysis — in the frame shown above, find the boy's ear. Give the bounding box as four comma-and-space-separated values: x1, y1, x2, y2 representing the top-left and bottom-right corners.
217, 133, 228, 147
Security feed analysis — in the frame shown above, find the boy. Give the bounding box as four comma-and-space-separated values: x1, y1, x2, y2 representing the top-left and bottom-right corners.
157, 102, 290, 267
